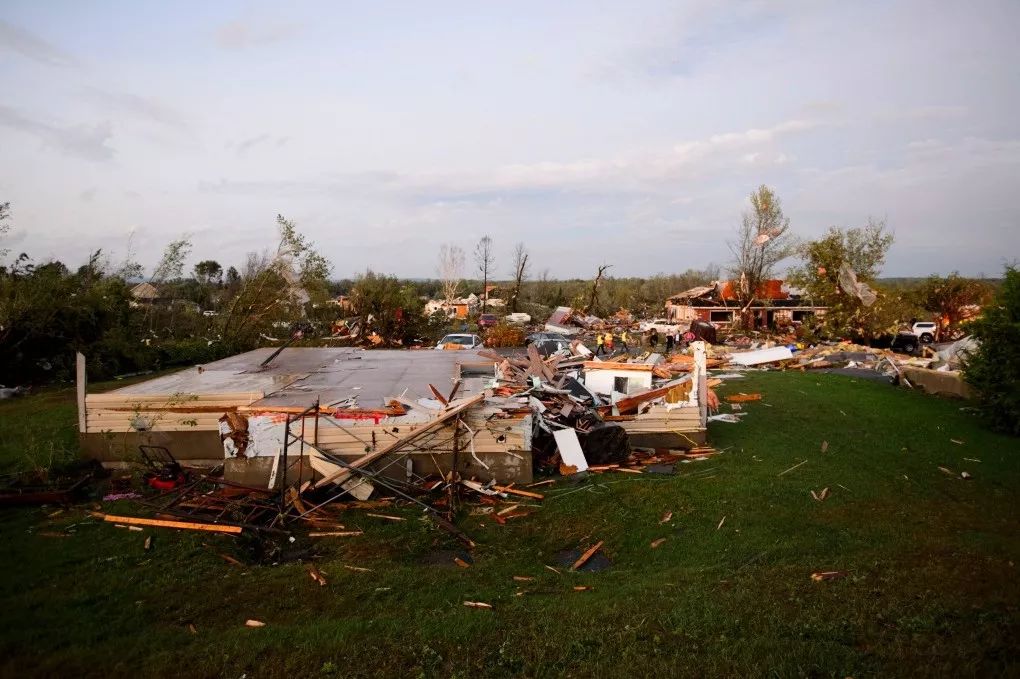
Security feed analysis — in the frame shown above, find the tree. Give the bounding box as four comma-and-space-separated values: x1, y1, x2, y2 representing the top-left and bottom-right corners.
915, 273, 994, 339
508, 242, 530, 313
351, 270, 427, 345
728, 185, 797, 327
112, 229, 144, 281
0, 202, 10, 261
150, 237, 193, 284
193, 260, 223, 286
225, 266, 240, 287
963, 265, 1020, 435
437, 244, 465, 305
788, 220, 895, 341
474, 235, 494, 312
220, 216, 332, 347
584, 264, 612, 315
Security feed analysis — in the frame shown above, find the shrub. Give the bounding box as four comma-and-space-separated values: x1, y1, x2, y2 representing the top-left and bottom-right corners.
963, 266, 1020, 435
484, 323, 525, 348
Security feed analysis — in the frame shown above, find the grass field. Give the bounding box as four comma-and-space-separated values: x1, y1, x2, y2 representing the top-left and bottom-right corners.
0, 371, 1017, 678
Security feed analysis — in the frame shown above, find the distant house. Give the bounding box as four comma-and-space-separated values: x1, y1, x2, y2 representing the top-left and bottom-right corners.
665, 280, 826, 330
130, 282, 161, 306
425, 294, 480, 320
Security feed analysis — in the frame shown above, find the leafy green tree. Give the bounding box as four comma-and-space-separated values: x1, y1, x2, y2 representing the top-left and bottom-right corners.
789, 220, 895, 341
728, 185, 797, 326
193, 260, 223, 286
351, 270, 429, 344
963, 266, 1020, 435
914, 273, 994, 338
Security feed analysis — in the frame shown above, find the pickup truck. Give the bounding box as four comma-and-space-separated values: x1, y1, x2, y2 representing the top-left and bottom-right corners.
638, 318, 682, 334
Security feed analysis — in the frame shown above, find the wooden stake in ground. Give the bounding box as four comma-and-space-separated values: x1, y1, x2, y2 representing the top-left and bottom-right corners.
571, 540, 604, 571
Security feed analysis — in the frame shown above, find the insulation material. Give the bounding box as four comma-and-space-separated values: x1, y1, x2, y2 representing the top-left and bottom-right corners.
553, 428, 589, 473
244, 414, 289, 458
838, 262, 878, 306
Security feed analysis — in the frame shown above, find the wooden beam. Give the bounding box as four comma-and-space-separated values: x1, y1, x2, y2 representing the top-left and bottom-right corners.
613, 378, 690, 415
76, 352, 87, 434
99, 514, 242, 534
313, 393, 486, 489
582, 361, 654, 372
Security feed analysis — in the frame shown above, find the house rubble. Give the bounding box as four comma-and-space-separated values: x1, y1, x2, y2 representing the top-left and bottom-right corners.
77, 342, 712, 494
666, 280, 826, 330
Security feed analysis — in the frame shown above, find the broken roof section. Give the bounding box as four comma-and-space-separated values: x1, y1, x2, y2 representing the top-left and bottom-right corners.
109, 347, 492, 415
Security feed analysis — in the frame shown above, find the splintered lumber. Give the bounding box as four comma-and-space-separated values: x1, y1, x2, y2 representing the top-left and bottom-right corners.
614, 379, 689, 415
571, 540, 604, 571
100, 514, 242, 534
582, 361, 655, 372
491, 485, 544, 500
463, 601, 493, 609
309, 531, 364, 537
428, 384, 449, 406
724, 393, 762, 403
314, 393, 486, 488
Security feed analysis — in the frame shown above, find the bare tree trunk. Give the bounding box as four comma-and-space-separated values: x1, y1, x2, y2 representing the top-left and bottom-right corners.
509, 242, 529, 313
585, 264, 612, 314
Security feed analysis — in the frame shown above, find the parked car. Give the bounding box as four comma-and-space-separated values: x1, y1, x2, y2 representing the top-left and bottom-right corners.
890, 331, 920, 354
532, 337, 572, 357
910, 321, 937, 343
525, 331, 570, 346
639, 318, 682, 334
478, 313, 499, 330
435, 333, 483, 350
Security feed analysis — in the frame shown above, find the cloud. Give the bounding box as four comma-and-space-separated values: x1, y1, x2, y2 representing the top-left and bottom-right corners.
0, 106, 114, 162
215, 19, 302, 49
0, 19, 75, 66
81, 88, 189, 131
231, 133, 289, 156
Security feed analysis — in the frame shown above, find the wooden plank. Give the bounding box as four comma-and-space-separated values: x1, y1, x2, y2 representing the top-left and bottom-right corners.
86, 392, 263, 403
582, 361, 655, 372
100, 514, 242, 534
428, 384, 449, 406
76, 352, 87, 433
491, 485, 544, 500
614, 379, 690, 415
313, 393, 486, 489
571, 540, 604, 570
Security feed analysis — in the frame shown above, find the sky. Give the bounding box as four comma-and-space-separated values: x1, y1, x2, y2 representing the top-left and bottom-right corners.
1, 0, 1017, 279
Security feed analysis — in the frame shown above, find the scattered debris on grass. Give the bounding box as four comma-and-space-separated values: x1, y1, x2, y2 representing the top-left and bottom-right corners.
811, 571, 848, 582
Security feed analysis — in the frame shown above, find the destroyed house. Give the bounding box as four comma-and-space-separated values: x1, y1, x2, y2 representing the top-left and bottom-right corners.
665, 280, 826, 330
76, 342, 710, 491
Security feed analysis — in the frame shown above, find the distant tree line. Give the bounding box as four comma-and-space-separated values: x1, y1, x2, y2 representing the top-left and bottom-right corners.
0, 196, 1003, 387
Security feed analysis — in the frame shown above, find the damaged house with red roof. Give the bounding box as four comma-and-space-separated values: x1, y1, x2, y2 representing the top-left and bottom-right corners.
665, 280, 826, 331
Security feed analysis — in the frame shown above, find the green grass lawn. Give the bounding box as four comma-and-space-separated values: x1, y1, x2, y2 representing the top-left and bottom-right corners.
0, 371, 1017, 678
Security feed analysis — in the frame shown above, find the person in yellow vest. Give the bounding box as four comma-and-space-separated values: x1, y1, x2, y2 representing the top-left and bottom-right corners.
619, 328, 630, 351
604, 331, 615, 352
595, 333, 605, 356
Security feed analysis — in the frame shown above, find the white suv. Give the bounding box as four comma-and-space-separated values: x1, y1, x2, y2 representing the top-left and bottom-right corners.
911, 322, 937, 343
